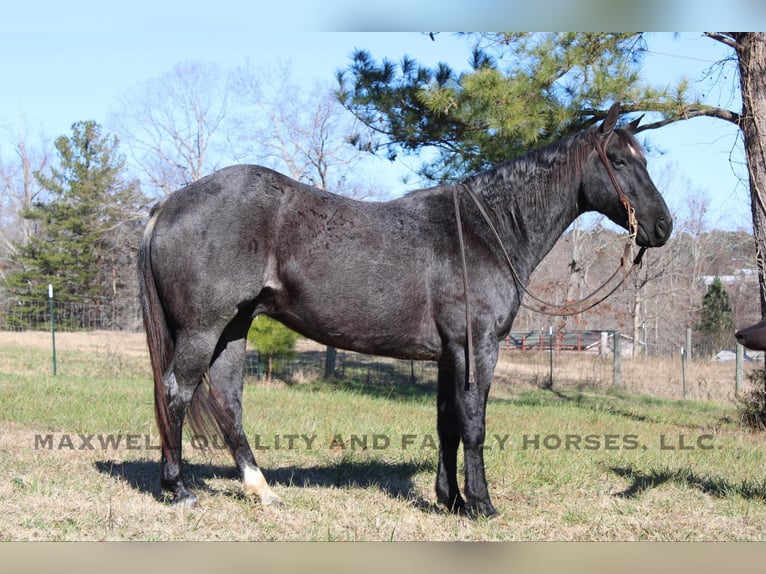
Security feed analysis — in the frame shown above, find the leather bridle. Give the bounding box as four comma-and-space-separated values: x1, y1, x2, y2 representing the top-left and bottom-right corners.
453, 133, 646, 388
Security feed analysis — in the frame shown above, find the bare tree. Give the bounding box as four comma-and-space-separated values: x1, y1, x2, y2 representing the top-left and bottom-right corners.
229, 61, 384, 200
0, 120, 49, 280
110, 61, 230, 197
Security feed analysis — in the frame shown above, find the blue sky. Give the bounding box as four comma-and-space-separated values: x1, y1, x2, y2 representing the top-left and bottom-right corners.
0, 4, 761, 230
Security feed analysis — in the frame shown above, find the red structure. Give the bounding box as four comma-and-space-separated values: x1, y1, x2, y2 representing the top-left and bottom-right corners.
503, 330, 607, 353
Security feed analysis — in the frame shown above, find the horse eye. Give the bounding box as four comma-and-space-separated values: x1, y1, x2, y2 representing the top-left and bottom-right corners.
611, 159, 627, 169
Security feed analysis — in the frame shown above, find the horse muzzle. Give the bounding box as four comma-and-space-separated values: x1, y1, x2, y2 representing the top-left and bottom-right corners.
736, 318, 766, 351
636, 214, 673, 248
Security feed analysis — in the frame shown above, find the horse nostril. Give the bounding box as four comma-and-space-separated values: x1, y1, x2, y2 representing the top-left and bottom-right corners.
655, 216, 671, 239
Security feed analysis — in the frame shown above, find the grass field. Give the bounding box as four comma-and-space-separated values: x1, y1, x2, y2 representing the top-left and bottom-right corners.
1, 331, 766, 540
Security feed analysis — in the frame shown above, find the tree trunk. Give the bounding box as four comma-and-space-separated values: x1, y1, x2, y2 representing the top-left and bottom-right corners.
736, 34, 766, 317
562, 220, 587, 330
735, 33, 766, 370
632, 286, 643, 357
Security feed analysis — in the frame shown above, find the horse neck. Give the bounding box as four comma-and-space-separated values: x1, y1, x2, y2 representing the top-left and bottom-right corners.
465, 141, 587, 284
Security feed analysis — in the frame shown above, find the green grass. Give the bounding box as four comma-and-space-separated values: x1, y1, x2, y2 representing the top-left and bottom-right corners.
2, 339, 766, 540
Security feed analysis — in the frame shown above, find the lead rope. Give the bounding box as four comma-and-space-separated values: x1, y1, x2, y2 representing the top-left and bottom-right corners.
460, 181, 646, 317
451, 134, 649, 386
453, 184, 475, 390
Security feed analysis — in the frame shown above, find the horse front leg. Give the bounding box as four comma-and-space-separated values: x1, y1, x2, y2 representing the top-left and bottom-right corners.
456, 334, 499, 518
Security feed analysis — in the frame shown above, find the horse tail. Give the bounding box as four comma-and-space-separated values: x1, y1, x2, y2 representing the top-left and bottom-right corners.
138, 204, 174, 462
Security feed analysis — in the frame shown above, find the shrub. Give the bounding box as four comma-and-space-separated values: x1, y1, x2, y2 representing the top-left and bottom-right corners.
736, 369, 766, 431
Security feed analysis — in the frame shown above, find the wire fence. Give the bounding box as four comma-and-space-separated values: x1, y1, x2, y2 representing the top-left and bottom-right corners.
1, 294, 758, 402
0, 295, 142, 332
245, 348, 439, 389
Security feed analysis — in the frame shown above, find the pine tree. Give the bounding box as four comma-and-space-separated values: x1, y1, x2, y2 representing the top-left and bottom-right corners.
3, 121, 143, 328
696, 276, 734, 357
247, 316, 299, 380
337, 33, 672, 182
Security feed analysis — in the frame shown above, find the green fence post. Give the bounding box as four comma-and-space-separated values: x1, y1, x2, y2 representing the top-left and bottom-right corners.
48, 284, 57, 376
613, 331, 621, 387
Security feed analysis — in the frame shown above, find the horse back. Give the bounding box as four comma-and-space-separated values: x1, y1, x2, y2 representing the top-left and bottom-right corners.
149, 165, 449, 359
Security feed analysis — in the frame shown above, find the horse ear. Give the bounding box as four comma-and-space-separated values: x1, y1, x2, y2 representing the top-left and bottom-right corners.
625, 114, 644, 133
600, 103, 620, 135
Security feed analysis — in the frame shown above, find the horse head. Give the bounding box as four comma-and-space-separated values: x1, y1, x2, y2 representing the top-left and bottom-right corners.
580, 104, 673, 248
735, 317, 766, 351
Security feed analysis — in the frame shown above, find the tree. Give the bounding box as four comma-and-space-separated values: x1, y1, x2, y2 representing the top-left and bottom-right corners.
3, 121, 143, 328
696, 276, 734, 356
338, 32, 766, 339
247, 315, 299, 381
0, 120, 49, 281
230, 61, 383, 200
337, 33, 670, 183
110, 61, 229, 197
710, 34, 766, 325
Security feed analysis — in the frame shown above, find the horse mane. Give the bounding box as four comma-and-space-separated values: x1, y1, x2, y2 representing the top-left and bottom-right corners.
463, 128, 594, 229
463, 124, 644, 228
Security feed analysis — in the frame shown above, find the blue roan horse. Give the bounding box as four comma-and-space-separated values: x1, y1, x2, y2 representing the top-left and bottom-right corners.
138, 104, 672, 517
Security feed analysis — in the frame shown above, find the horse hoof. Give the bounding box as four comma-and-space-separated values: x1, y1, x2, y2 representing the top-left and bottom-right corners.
171, 492, 199, 508
439, 495, 467, 516
261, 493, 283, 507
469, 500, 498, 519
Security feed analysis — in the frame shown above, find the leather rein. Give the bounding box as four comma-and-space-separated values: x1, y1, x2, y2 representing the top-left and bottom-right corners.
453, 133, 646, 388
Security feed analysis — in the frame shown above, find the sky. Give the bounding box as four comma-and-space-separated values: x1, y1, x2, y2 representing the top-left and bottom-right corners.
2, 4, 765, 231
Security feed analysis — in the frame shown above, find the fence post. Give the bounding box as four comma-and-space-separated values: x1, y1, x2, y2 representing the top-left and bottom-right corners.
685, 328, 692, 361
613, 331, 621, 387
548, 326, 554, 387
324, 346, 337, 379
48, 284, 57, 376
736, 343, 744, 397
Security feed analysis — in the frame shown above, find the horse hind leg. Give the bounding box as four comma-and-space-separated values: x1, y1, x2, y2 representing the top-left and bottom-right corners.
160, 331, 219, 506
435, 356, 467, 514
203, 314, 281, 506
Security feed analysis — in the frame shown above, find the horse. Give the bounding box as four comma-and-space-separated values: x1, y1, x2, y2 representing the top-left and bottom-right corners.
138, 103, 672, 518
736, 317, 766, 351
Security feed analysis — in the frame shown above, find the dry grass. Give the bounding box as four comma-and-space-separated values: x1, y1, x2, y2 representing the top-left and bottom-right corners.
0, 330, 753, 402
495, 348, 758, 403
2, 331, 766, 540
0, 330, 149, 358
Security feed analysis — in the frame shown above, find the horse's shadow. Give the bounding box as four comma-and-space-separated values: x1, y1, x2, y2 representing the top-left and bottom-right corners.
609, 464, 766, 501
94, 456, 439, 512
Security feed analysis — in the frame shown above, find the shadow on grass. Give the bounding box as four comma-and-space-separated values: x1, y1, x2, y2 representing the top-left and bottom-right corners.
249, 350, 438, 403
94, 456, 439, 512
94, 459, 237, 503
509, 387, 665, 425
304, 376, 437, 403
267, 457, 439, 512
610, 464, 766, 501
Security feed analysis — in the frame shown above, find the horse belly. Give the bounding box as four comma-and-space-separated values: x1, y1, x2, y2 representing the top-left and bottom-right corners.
270, 264, 441, 360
